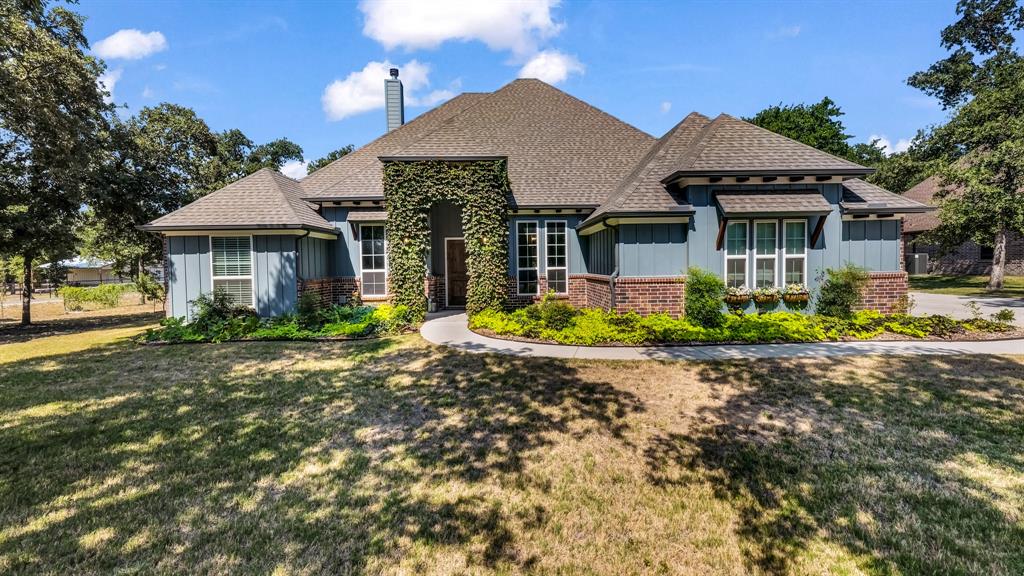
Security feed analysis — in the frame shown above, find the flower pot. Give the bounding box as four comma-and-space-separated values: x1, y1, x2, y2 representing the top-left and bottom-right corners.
724, 295, 751, 307
753, 295, 780, 305
782, 293, 809, 305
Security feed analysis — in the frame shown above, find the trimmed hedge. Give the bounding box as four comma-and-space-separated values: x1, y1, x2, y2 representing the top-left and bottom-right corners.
59, 283, 135, 311
470, 303, 1015, 346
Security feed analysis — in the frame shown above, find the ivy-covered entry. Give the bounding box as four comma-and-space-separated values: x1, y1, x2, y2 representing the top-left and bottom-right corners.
382, 159, 511, 321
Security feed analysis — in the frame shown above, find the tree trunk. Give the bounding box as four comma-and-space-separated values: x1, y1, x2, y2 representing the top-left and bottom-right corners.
21, 255, 32, 326
987, 228, 1007, 291
137, 258, 146, 304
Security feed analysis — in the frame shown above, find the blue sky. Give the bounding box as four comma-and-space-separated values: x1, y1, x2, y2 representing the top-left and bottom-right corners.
82, 0, 957, 178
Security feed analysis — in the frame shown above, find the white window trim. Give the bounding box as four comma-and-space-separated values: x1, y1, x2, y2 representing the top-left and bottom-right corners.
359, 223, 388, 297
753, 219, 779, 288
723, 221, 749, 288
516, 220, 539, 296
209, 235, 256, 308
783, 219, 808, 286
545, 220, 568, 295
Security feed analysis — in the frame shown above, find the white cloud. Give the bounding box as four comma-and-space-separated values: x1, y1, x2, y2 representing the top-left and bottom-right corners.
517, 50, 584, 84
322, 60, 454, 121
660, 101, 672, 114
141, 86, 155, 99
767, 25, 801, 39
869, 134, 912, 156
97, 68, 122, 103
94, 29, 168, 60
280, 159, 309, 179
360, 0, 561, 54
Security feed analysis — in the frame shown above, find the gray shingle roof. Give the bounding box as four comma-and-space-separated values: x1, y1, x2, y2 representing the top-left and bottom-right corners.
841, 178, 933, 217
901, 176, 943, 232
345, 210, 388, 222
662, 114, 870, 180
377, 79, 656, 207
301, 92, 491, 200
142, 168, 336, 234
716, 191, 832, 216
585, 112, 710, 223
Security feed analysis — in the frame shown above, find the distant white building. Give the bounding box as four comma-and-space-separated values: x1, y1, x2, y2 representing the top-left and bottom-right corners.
39, 258, 126, 286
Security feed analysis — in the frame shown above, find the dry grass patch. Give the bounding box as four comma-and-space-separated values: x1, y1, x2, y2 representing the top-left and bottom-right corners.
0, 319, 1021, 574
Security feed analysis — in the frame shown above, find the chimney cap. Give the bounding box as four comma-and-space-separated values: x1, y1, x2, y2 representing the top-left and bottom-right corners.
389, 68, 399, 79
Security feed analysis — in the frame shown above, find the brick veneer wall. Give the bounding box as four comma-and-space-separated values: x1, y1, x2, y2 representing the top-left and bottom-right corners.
425, 275, 446, 309
297, 277, 360, 307
568, 274, 612, 310
612, 276, 687, 317
162, 236, 170, 316
904, 231, 1024, 276
855, 271, 909, 314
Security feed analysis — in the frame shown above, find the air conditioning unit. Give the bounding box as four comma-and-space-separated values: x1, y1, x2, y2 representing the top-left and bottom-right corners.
905, 253, 929, 275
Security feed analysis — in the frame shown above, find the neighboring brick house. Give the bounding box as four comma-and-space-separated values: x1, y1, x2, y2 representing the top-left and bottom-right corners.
143, 73, 932, 320
902, 175, 1024, 276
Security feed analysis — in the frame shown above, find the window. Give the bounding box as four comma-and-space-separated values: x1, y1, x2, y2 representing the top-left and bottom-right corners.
980, 245, 994, 260
360, 224, 387, 296
211, 236, 253, 306
784, 220, 807, 284
545, 221, 568, 294
724, 221, 748, 288
754, 221, 778, 288
516, 221, 538, 295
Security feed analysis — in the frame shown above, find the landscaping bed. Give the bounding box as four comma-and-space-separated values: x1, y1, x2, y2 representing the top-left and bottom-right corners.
470, 304, 1020, 346
142, 291, 413, 344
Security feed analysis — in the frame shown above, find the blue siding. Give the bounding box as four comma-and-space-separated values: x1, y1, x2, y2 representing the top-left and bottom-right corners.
321, 207, 359, 277
617, 223, 687, 276
585, 227, 615, 275
840, 220, 901, 271
166, 236, 211, 321
253, 235, 298, 317
298, 236, 330, 280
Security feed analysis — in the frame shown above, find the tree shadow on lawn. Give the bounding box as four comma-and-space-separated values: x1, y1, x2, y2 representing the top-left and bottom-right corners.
0, 311, 164, 344
0, 337, 644, 573
645, 353, 1024, 575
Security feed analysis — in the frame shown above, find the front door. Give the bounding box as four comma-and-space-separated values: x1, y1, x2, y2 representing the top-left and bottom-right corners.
445, 238, 468, 307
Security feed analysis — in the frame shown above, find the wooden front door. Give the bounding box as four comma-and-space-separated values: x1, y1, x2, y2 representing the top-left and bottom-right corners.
445, 238, 468, 307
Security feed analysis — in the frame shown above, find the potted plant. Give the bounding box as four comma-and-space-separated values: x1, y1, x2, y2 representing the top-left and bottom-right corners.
782, 283, 810, 306
752, 286, 781, 311
723, 285, 751, 308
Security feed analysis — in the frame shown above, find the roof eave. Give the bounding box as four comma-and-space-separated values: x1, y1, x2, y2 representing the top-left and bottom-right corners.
661, 167, 874, 185
138, 223, 339, 235
377, 155, 508, 162
577, 207, 696, 233
840, 204, 935, 215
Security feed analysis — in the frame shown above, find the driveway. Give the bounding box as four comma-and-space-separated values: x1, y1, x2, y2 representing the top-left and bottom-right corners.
910, 291, 1024, 326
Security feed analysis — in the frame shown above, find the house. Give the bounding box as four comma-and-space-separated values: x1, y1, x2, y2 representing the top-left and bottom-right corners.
143, 73, 932, 321
38, 257, 124, 286
902, 175, 1024, 276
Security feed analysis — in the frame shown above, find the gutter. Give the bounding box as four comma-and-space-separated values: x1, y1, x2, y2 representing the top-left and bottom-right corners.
295, 230, 311, 282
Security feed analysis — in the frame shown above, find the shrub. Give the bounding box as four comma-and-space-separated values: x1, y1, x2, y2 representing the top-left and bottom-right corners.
134, 273, 165, 305
991, 308, 1015, 325
59, 283, 135, 311
537, 291, 578, 330
816, 264, 869, 318
685, 267, 725, 328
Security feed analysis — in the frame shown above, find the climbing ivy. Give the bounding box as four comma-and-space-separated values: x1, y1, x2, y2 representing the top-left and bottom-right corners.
382, 159, 511, 320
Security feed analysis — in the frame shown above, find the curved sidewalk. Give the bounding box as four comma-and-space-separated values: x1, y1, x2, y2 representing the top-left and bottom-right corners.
420, 312, 1024, 361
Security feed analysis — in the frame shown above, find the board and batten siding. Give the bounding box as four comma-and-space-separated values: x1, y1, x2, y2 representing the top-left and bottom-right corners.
166, 234, 300, 319
585, 227, 615, 276
166, 235, 211, 322
617, 223, 688, 277
298, 236, 330, 280
321, 207, 360, 277
253, 235, 298, 317
840, 219, 902, 272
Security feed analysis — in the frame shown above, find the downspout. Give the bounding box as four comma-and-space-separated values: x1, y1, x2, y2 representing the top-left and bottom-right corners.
295, 230, 311, 295
608, 224, 619, 313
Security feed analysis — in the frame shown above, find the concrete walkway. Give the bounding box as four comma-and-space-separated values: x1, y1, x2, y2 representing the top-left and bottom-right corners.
910, 291, 1024, 327
420, 312, 1024, 361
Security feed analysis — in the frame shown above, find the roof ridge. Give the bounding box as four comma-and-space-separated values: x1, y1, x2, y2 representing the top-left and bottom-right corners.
673, 114, 726, 172
511, 79, 654, 140
611, 113, 707, 210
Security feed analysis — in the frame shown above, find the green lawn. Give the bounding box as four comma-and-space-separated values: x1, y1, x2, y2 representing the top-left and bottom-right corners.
1, 317, 1022, 574
910, 274, 1024, 297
